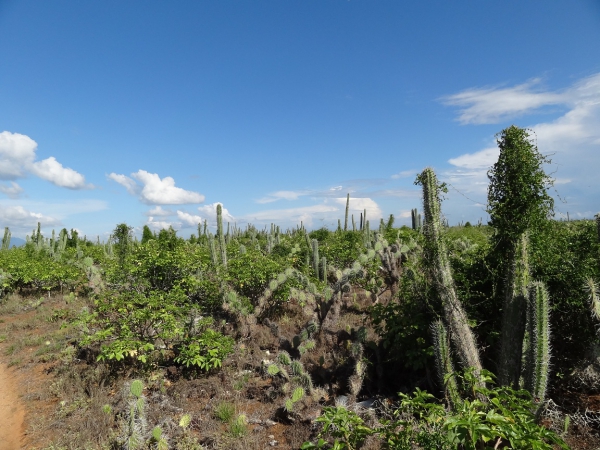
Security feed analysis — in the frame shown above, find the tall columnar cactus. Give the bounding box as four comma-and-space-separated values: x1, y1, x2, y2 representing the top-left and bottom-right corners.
432, 320, 461, 408
312, 239, 320, 276
596, 213, 600, 243
352, 214, 356, 232
344, 193, 350, 231
216, 204, 223, 238
498, 233, 530, 388
418, 167, 483, 375
411, 208, 423, 230
216, 205, 227, 266
529, 281, 551, 410
1, 227, 10, 250
321, 256, 327, 282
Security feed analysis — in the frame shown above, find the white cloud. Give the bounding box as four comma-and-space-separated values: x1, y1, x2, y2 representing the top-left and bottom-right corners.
244, 204, 339, 228
145, 206, 173, 216
0, 131, 91, 189
108, 170, 205, 205
332, 197, 382, 219
0, 131, 36, 179
448, 147, 499, 170
197, 202, 235, 223
242, 197, 383, 229
0, 181, 24, 199
256, 190, 307, 204
391, 169, 418, 179
108, 173, 138, 195
146, 216, 178, 231
441, 78, 566, 124
30, 157, 92, 189
177, 210, 203, 227
0, 205, 60, 230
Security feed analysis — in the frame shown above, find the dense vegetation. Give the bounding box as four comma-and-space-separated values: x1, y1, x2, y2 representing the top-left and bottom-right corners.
1, 126, 599, 449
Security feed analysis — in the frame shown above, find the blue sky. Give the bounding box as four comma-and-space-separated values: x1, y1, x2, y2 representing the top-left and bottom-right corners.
1, 1, 599, 239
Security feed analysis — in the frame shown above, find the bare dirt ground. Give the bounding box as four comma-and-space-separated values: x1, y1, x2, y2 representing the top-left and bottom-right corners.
0, 362, 26, 450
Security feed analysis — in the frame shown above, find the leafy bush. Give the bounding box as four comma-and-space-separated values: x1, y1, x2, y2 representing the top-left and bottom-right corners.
174, 328, 234, 370
303, 370, 568, 450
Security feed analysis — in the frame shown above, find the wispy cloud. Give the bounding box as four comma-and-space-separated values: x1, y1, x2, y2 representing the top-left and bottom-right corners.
145, 206, 174, 217
0, 131, 92, 190
391, 169, 418, 180
108, 170, 205, 205
242, 197, 383, 229
0, 181, 24, 199
441, 78, 566, 125
256, 190, 309, 204
243, 204, 339, 228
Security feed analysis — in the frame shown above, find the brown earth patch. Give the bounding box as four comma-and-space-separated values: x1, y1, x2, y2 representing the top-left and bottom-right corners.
0, 362, 26, 450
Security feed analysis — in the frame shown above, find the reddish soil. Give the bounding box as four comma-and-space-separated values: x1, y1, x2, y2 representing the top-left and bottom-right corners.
0, 363, 26, 450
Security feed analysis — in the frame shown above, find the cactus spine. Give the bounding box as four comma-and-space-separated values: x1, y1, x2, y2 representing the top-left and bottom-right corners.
419, 168, 482, 375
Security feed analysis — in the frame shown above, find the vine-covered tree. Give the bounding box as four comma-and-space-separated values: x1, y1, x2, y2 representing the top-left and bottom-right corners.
487, 125, 554, 387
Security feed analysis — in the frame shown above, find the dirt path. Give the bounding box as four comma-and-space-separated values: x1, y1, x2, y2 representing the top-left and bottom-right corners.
0, 363, 26, 450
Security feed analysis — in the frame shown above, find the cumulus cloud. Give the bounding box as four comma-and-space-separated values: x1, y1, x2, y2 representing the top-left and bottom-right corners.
0, 182, 24, 199
177, 210, 203, 227
0, 131, 91, 189
332, 197, 382, 219
108, 173, 138, 195
30, 157, 91, 189
0, 205, 60, 230
197, 203, 235, 223
0, 131, 36, 179
108, 170, 205, 205
146, 216, 177, 231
